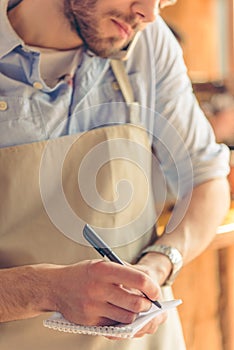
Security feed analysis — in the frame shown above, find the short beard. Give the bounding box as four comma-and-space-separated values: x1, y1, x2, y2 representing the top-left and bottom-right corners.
63, 0, 139, 58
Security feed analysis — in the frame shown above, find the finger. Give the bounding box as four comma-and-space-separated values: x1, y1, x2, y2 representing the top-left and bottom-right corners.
88, 261, 159, 301
97, 301, 138, 325
134, 312, 168, 338
86, 277, 151, 313
104, 335, 124, 340
95, 316, 119, 326
105, 284, 152, 313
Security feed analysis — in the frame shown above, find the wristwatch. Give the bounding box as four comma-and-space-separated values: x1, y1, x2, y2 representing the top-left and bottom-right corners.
139, 244, 183, 286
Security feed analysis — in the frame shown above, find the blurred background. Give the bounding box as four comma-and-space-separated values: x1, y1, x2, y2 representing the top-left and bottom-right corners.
162, 0, 234, 146
158, 1, 234, 349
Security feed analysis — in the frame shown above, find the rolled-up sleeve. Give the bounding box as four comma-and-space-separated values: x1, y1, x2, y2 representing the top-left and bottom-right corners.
151, 17, 230, 198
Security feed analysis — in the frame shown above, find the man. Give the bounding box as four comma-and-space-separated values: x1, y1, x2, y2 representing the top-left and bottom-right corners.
0, 0, 230, 349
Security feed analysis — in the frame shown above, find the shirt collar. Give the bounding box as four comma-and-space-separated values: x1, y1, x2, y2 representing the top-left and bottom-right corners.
0, 0, 25, 59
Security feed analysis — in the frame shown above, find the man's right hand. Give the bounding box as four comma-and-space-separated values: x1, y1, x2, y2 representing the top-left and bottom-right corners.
0, 260, 161, 327
49, 259, 160, 326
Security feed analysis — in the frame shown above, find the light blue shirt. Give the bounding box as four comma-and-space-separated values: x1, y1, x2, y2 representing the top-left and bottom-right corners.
0, 0, 230, 199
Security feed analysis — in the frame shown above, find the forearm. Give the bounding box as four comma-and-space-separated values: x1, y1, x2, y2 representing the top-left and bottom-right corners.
0, 264, 57, 322
159, 178, 230, 262
0, 260, 162, 328
138, 178, 230, 285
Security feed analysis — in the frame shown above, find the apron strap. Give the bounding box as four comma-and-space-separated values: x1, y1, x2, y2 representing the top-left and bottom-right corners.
110, 59, 140, 124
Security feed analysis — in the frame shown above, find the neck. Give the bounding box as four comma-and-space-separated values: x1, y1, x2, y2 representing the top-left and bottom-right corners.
8, 0, 83, 50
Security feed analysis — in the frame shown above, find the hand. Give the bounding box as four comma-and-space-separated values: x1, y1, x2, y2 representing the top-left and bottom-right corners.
50, 259, 160, 327
105, 310, 167, 341
105, 260, 168, 340
127, 262, 168, 338
135, 250, 172, 286
133, 311, 168, 338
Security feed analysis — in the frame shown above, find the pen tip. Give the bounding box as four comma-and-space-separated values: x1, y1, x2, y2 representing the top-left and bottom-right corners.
153, 300, 162, 308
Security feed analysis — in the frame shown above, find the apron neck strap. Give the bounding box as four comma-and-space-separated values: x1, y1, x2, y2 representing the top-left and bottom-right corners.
110, 59, 140, 124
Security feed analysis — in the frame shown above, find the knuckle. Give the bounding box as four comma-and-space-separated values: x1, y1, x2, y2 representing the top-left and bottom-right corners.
137, 272, 149, 289
121, 311, 136, 324
130, 297, 145, 313
87, 260, 100, 275
88, 259, 113, 278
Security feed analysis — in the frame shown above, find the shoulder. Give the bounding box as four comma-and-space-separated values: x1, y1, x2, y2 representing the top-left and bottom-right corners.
142, 16, 180, 47
130, 16, 183, 65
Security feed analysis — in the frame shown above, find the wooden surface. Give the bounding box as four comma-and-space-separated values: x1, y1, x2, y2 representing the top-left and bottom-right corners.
168, 201, 234, 350
219, 246, 234, 350
160, 1, 234, 347
173, 250, 223, 350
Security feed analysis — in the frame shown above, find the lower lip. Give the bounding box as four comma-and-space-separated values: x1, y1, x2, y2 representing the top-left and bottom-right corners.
112, 20, 130, 39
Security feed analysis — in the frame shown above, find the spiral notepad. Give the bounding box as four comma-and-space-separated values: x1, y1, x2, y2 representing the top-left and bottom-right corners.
43, 299, 182, 338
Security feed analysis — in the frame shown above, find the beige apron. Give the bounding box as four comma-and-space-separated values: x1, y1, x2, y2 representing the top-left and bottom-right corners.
0, 61, 186, 349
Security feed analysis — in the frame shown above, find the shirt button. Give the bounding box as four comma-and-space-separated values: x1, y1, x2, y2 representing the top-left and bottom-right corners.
0, 101, 8, 111
33, 81, 43, 90
112, 81, 120, 91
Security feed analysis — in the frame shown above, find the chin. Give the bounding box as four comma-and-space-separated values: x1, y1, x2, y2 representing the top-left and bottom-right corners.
90, 42, 128, 59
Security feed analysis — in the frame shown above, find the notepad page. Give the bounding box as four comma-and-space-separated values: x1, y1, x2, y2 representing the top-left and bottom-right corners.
43, 299, 182, 338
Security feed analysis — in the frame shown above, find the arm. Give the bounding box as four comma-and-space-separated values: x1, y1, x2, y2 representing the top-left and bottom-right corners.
132, 178, 230, 337
137, 18, 231, 285
0, 260, 162, 326
137, 177, 230, 286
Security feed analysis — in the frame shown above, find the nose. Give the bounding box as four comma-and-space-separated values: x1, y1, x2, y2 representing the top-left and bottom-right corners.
131, 0, 159, 23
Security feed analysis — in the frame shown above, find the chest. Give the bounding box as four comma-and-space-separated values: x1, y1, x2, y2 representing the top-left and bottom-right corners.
0, 49, 150, 147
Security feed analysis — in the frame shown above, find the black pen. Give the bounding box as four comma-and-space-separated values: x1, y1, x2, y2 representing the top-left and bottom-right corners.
83, 224, 162, 309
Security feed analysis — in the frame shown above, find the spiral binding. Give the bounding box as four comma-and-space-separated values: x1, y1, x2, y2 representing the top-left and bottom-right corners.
43, 299, 182, 338
43, 316, 133, 338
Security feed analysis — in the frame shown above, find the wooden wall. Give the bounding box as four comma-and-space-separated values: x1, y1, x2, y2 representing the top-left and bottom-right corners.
159, 2, 234, 348
172, 250, 223, 350
161, 0, 225, 81
172, 203, 234, 350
